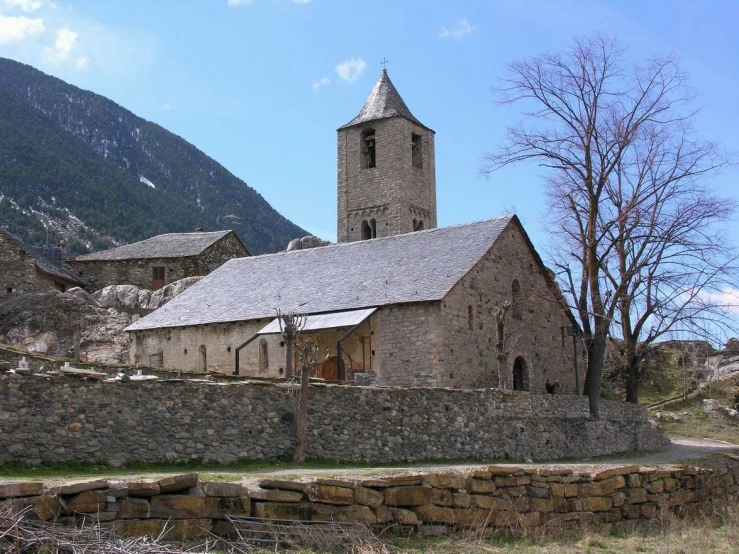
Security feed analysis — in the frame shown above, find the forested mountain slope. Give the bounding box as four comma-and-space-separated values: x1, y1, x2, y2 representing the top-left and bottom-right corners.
0, 57, 305, 255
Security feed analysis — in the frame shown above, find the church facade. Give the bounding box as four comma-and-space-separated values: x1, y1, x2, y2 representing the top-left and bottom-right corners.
125, 70, 579, 393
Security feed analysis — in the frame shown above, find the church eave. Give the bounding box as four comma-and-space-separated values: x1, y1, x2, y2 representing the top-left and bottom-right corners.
337, 115, 435, 133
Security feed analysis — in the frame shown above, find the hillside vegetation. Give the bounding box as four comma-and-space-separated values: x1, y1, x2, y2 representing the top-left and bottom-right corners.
0, 57, 305, 255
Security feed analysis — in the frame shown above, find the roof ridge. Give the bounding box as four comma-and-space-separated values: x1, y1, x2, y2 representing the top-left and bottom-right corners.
241, 216, 514, 262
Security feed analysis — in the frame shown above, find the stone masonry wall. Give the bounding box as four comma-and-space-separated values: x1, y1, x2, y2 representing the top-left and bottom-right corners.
437, 223, 576, 392
0, 375, 666, 467
2, 462, 738, 540
0, 232, 59, 302
67, 233, 247, 291
337, 117, 437, 243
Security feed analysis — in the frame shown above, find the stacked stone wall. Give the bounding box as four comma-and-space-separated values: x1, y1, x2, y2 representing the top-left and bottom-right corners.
2, 462, 738, 540
0, 375, 665, 466
0, 233, 62, 302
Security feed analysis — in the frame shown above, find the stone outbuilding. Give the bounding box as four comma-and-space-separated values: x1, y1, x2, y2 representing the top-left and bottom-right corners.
126, 216, 580, 392
67, 230, 248, 291
0, 227, 86, 302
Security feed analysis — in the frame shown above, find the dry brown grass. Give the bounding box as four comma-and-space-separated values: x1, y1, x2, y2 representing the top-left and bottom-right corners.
386, 501, 739, 554
2, 501, 738, 554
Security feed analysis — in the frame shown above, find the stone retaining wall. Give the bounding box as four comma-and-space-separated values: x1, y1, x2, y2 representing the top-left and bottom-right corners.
2, 462, 738, 540
0, 374, 666, 466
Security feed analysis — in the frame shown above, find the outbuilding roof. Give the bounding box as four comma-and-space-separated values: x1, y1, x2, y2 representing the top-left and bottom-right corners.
339, 69, 432, 131
125, 216, 513, 331
71, 230, 234, 262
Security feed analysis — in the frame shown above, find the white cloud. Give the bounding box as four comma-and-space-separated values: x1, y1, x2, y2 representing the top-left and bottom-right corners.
162, 103, 172, 110
335, 57, 365, 84
43, 27, 79, 65
439, 18, 474, 40
312, 76, 329, 90
227, 0, 256, 6
0, 14, 45, 44
74, 55, 88, 68
1, 0, 43, 12
700, 288, 739, 314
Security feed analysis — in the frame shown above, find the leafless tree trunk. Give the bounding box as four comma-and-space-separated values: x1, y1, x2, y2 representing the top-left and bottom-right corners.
482, 35, 735, 415
494, 301, 518, 389
276, 310, 305, 379
294, 356, 311, 465
292, 340, 329, 465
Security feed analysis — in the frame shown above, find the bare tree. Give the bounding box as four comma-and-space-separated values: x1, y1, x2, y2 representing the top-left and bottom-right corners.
482, 35, 735, 415
292, 338, 329, 464
276, 309, 305, 379
494, 301, 518, 389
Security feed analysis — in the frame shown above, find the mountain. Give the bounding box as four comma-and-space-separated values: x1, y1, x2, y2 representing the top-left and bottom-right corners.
0, 57, 306, 255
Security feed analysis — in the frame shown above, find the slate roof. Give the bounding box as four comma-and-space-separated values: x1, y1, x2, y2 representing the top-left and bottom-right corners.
0, 228, 86, 286
71, 230, 233, 262
126, 216, 514, 331
339, 69, 432, 131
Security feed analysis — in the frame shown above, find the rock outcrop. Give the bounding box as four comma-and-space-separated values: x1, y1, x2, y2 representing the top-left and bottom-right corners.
0, 278, 201, 364
93, 277, 202, 311
287, 236, 332, 251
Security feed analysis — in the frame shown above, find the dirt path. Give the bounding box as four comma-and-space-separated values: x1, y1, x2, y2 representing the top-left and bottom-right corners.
5, 436, 737, 484
221, 436, 739, 481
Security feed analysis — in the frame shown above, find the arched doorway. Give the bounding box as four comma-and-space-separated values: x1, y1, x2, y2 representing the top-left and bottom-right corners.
512, 357, 528, 391
199, 345, 207, 372
258, 339, 269, 373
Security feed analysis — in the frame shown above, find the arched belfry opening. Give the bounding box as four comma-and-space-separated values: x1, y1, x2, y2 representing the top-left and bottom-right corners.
361, 129, 376, 169
512, 357, 529, 391
361, 219, 377, 240
413, 219, 424, 231
411, 133, 422, 168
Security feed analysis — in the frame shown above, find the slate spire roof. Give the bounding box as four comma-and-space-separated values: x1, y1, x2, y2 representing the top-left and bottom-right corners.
70, 230, 238, 262
125, 217, 514, 331
339, 69, 432, 131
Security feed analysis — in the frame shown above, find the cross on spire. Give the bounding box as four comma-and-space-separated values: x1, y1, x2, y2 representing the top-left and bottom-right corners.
381, 58, 389, 71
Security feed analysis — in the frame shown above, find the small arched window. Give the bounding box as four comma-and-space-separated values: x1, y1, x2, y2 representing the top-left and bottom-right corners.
413, 219, 424, 231
468, 305, 474, 331
512, 279, 522, 320
259, 339, 269, 373
361, 128, 376, 169
369, 218, 377, 238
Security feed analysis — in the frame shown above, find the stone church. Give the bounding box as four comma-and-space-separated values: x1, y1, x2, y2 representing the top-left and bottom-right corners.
126, 69, 578, 393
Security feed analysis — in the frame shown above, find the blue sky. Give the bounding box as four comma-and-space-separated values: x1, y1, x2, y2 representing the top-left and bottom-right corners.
1, 0, 737, 252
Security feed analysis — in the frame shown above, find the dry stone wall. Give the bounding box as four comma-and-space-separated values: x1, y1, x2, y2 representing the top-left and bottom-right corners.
0, 374, 665, 467
1, 462, 738, 540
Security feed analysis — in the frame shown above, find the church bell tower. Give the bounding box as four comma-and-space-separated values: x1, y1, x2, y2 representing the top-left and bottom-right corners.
337, 69, 437, 243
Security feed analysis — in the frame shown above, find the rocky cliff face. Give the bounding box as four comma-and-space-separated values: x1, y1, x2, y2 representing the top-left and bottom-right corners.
0, 57, 306, 255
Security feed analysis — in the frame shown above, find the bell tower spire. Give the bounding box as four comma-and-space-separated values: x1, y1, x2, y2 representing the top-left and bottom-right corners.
336, 69, 437, 243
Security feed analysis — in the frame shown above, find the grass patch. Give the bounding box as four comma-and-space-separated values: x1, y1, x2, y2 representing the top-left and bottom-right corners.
0, 455, 514, 482
653, 376, 739, 445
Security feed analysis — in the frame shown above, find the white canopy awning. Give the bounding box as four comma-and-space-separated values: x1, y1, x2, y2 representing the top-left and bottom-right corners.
256, 307, 377, 335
